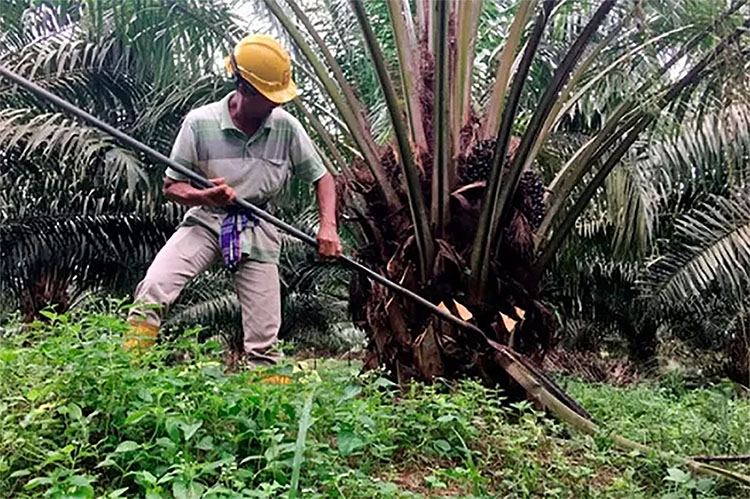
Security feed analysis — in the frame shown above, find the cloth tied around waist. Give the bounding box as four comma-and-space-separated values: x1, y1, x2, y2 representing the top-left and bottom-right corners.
220, 203, 266, 272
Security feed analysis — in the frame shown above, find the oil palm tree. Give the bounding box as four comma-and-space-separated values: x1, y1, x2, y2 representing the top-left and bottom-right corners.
538, 55, 750, 380
257, 0, 750, 383
548, 93, 750, 363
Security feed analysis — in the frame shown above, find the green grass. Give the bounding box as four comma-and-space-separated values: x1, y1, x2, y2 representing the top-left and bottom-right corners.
2, 305, 750, 498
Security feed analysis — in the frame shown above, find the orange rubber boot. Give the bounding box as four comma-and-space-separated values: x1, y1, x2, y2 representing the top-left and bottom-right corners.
123, 319, 159, 353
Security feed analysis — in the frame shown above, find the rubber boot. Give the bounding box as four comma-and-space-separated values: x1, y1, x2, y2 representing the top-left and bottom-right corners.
123, 319, 159, 353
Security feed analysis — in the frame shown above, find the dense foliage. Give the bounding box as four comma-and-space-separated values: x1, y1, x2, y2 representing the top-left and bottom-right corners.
2, 308, 750, 497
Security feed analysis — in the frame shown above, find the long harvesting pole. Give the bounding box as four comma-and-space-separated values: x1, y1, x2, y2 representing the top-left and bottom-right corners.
0, 64, 486, 340
0, 64, 602, 427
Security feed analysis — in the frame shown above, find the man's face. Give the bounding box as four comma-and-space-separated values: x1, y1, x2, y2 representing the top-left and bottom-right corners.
235, 78, 279, 118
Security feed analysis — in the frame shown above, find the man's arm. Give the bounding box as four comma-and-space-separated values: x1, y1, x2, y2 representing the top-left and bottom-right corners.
288, 117, 341, 259
163, 113, 237, 207
163, 177, 237, 206
314, 172, 342, 258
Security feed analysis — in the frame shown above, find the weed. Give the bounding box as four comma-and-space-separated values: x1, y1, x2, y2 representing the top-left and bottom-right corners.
2, 306, 750, 497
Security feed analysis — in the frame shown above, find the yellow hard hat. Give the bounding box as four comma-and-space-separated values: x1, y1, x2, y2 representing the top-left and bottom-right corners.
225, 34, 298, 103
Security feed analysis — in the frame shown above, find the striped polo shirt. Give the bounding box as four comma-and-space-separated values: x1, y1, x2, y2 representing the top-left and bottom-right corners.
165, 91, 327, 264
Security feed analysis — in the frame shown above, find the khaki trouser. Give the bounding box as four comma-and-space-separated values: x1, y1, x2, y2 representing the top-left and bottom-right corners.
128, 225, 281, 365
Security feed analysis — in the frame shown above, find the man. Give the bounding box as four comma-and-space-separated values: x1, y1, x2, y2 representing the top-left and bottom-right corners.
125, 34, 341, 366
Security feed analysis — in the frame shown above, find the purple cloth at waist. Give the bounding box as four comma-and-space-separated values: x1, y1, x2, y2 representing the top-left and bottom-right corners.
220, 205, 264, 272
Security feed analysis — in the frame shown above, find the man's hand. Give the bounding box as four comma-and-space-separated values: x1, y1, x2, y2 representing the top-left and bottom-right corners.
316, 223, 342, 259
202, 177, 237, 206
164, 177, 237, 207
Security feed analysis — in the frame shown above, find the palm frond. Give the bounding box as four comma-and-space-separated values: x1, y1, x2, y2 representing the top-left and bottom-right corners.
167, 292, 240, 332
605, 162, 657, 259
644, 193, 750, 308
430, 0, 451, 238
470, 0, 554, 298
0, 109, 148, 192
0, 2, 72, 54
262, 0, 399, 209
292, 99, 352, 177
386, 0, 427, 152
535, 16, 750, 276
280, 291, 356, 352
0, 213, 175, 318
540, 0, 750, 243
650, 102, 750, 199
89, 0, 242, 86
481, 0, 537, 139
350, 0, 434, 279
494, 0, 617, 237
132, 75, 229, 140
0, 38, 144, 115
453, 0, 483, 141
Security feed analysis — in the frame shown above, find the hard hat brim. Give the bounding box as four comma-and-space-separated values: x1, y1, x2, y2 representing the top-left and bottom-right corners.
224, 55, 299, 104
256, 78, 299, 104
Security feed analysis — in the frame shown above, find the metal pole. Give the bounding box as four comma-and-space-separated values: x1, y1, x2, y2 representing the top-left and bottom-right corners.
0, 64, 488, 341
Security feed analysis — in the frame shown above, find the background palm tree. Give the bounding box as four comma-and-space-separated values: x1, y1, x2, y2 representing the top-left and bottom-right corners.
548, 101, 750, 373
0, 0, 356, 351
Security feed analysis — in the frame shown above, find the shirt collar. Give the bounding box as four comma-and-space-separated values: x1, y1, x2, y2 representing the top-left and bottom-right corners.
220, 91, 278, 134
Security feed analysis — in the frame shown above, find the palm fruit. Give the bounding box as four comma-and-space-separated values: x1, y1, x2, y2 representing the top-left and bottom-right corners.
458, 139, 495, 183
515, 169, 546, 230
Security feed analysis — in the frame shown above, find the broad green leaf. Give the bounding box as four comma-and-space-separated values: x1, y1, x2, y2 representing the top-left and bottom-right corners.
337, 430, 364, 456
373, 377, 397, 389
114, 440, 140, 453
433, 439, 451, 453
173, 480, 204, 499
67, 475, 95, 499
156, 437, 177, 450
26, 387, 45, 402
173, 481, 188, 499
696, 478, 715, 492
108, 488, 130, 498
180, 421, 202, 441
24, 476, 52, 489
165, 419, 182, 442
665, 467, 690, 483
137, 388, 153, 403
197, 436, 214, 451
137, 470, 157, 485
339, 385, 362, 402
69, 475, 91, 487
67, 403, 83, 420
201, 365, 225, 379
125, 410, 148, 425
